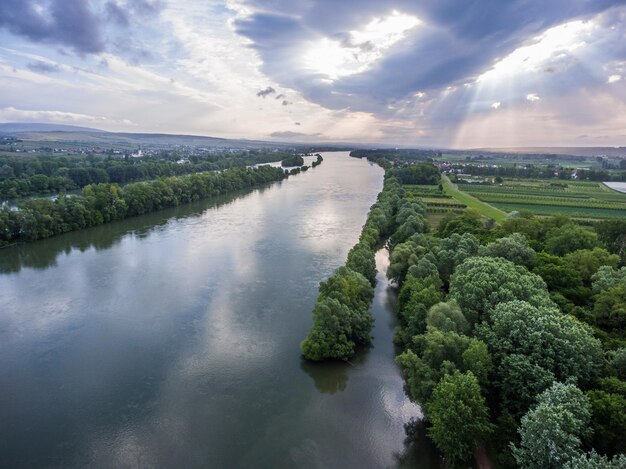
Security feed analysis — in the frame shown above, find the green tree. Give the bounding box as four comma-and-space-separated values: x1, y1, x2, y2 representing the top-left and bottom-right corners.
437, 209, 483, 238
594, 283, 626, 332
564, 451, 626, 469
479, 301, 602, 388
479, 232, 536, 265
564, 248, 620, 285
435, 232, 480, 282
462, 339, 492, 388
300, 298, 357, 361
426, 371, 493, 464
544, 224, 599, 256
346, 243, 377, 285
449, 257, 552, 325
512, 382, 591, 469
595, 219, 626, 263
396, 350, 440, 403
591, 266, 626, 294
586, 389, 626, 456
425, 300, 470, 335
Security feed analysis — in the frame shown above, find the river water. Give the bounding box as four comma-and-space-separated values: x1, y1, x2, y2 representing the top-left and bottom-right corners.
0, 152, 438, 468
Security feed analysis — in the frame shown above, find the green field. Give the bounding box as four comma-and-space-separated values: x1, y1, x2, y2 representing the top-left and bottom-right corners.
458, 178, 626, 219
441, 175, 508, 222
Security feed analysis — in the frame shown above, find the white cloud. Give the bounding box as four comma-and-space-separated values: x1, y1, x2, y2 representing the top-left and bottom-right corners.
478, 20, 594, 83
301, 11, 420, 80
526, 93, 541, 101
608, 74, 622, 83
0, 106, 135, 126
491, 102, 501, 109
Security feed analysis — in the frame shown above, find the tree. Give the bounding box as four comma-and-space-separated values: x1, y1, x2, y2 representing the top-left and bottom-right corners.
564, 248, 620, 285
544, 224, 599, 256
387, 241, 421, 283
391, 214, 427, 245
594, 283, 626, 332
479, 232, 536, 265
449, 257, 552, 325
586, 389, 626, 456
564, 451, 626, 469
532, 252, 585, 297
437, 209, 484, 238
396, 276, 443, 345
396, 349, 440, 403
462, 339, 493, 388
595, 219, 626, 263
318, 266, 374, 314
346, 243, 377, 285
591, 266, 626, 294
435, 232, 480, 282
610, 348, 626, 380
498, 353, 556, 416
426, 371, 493, 464
300, 298, 357, 361
406, 257, 439, 281
479, 301, 602, 388
512, 382, 591, 469
413, 327, 471, 369
425, 300, 470, 335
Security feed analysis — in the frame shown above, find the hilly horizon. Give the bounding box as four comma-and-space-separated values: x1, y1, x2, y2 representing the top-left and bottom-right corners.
3, 123, 626, 157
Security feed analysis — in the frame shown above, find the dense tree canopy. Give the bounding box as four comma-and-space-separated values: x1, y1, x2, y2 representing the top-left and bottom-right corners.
512, 383, 591, 469
426, 371, 493, 464
449, 257, 552, 325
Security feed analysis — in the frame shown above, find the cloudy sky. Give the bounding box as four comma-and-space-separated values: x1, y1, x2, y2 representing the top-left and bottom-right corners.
1, 0, 626, 147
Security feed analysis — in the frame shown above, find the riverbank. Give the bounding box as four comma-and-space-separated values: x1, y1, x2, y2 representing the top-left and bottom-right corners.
0, 164, 286, 246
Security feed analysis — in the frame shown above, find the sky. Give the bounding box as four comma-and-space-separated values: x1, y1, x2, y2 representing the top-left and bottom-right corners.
1, 0, 626, 147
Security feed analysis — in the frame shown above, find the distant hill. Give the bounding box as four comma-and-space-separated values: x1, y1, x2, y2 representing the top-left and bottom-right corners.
0, 123, 302, 149
476, 146, 626, 158
0, 123, 105, 133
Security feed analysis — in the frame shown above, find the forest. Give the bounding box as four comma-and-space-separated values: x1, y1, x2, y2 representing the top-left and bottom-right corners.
0, 165, 286, 246
302, 160, 626, 468
0, 150, 293, 199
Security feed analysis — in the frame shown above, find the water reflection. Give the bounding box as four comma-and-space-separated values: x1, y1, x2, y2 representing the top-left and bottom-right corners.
0, 152, 439, 468
0, 186, 276, 274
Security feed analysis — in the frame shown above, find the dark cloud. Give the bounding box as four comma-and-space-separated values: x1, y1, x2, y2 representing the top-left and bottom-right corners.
129, 0, 164, 16
234, 0, 624, 117
105, 2, 130, 27
256, 86, 276, 97
26, 61, 61, 74
0, 0, 164, 56
295, 122, 301, 125
0, 0, 104, 54
275, 94, 285, 99
281, 100, 292, 106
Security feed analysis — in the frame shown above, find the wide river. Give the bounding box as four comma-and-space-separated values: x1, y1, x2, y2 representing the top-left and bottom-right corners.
0, 152, 438, 468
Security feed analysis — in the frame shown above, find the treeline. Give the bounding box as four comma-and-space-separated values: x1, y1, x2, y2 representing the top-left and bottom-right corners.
311, 154, 323, 168
0, 165, 286, 246
350, 149, 440, 163
300, 173, 408, 360
384, 192, 626, 465
460, 163, 626, 181
0, 150, 293, 199
281, 155, 305, 167
388, 163, 440, 185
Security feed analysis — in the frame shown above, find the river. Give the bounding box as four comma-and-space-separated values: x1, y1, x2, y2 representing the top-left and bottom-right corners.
0, 152, 438, 468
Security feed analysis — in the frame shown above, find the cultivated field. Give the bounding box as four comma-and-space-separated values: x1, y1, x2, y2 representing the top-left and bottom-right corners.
458, 178, 626, 219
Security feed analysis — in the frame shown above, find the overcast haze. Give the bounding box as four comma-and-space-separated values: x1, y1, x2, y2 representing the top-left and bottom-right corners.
1, 0, 626, 147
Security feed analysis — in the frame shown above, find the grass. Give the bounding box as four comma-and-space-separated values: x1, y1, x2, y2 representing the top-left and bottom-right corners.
441, 175, 508, 223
